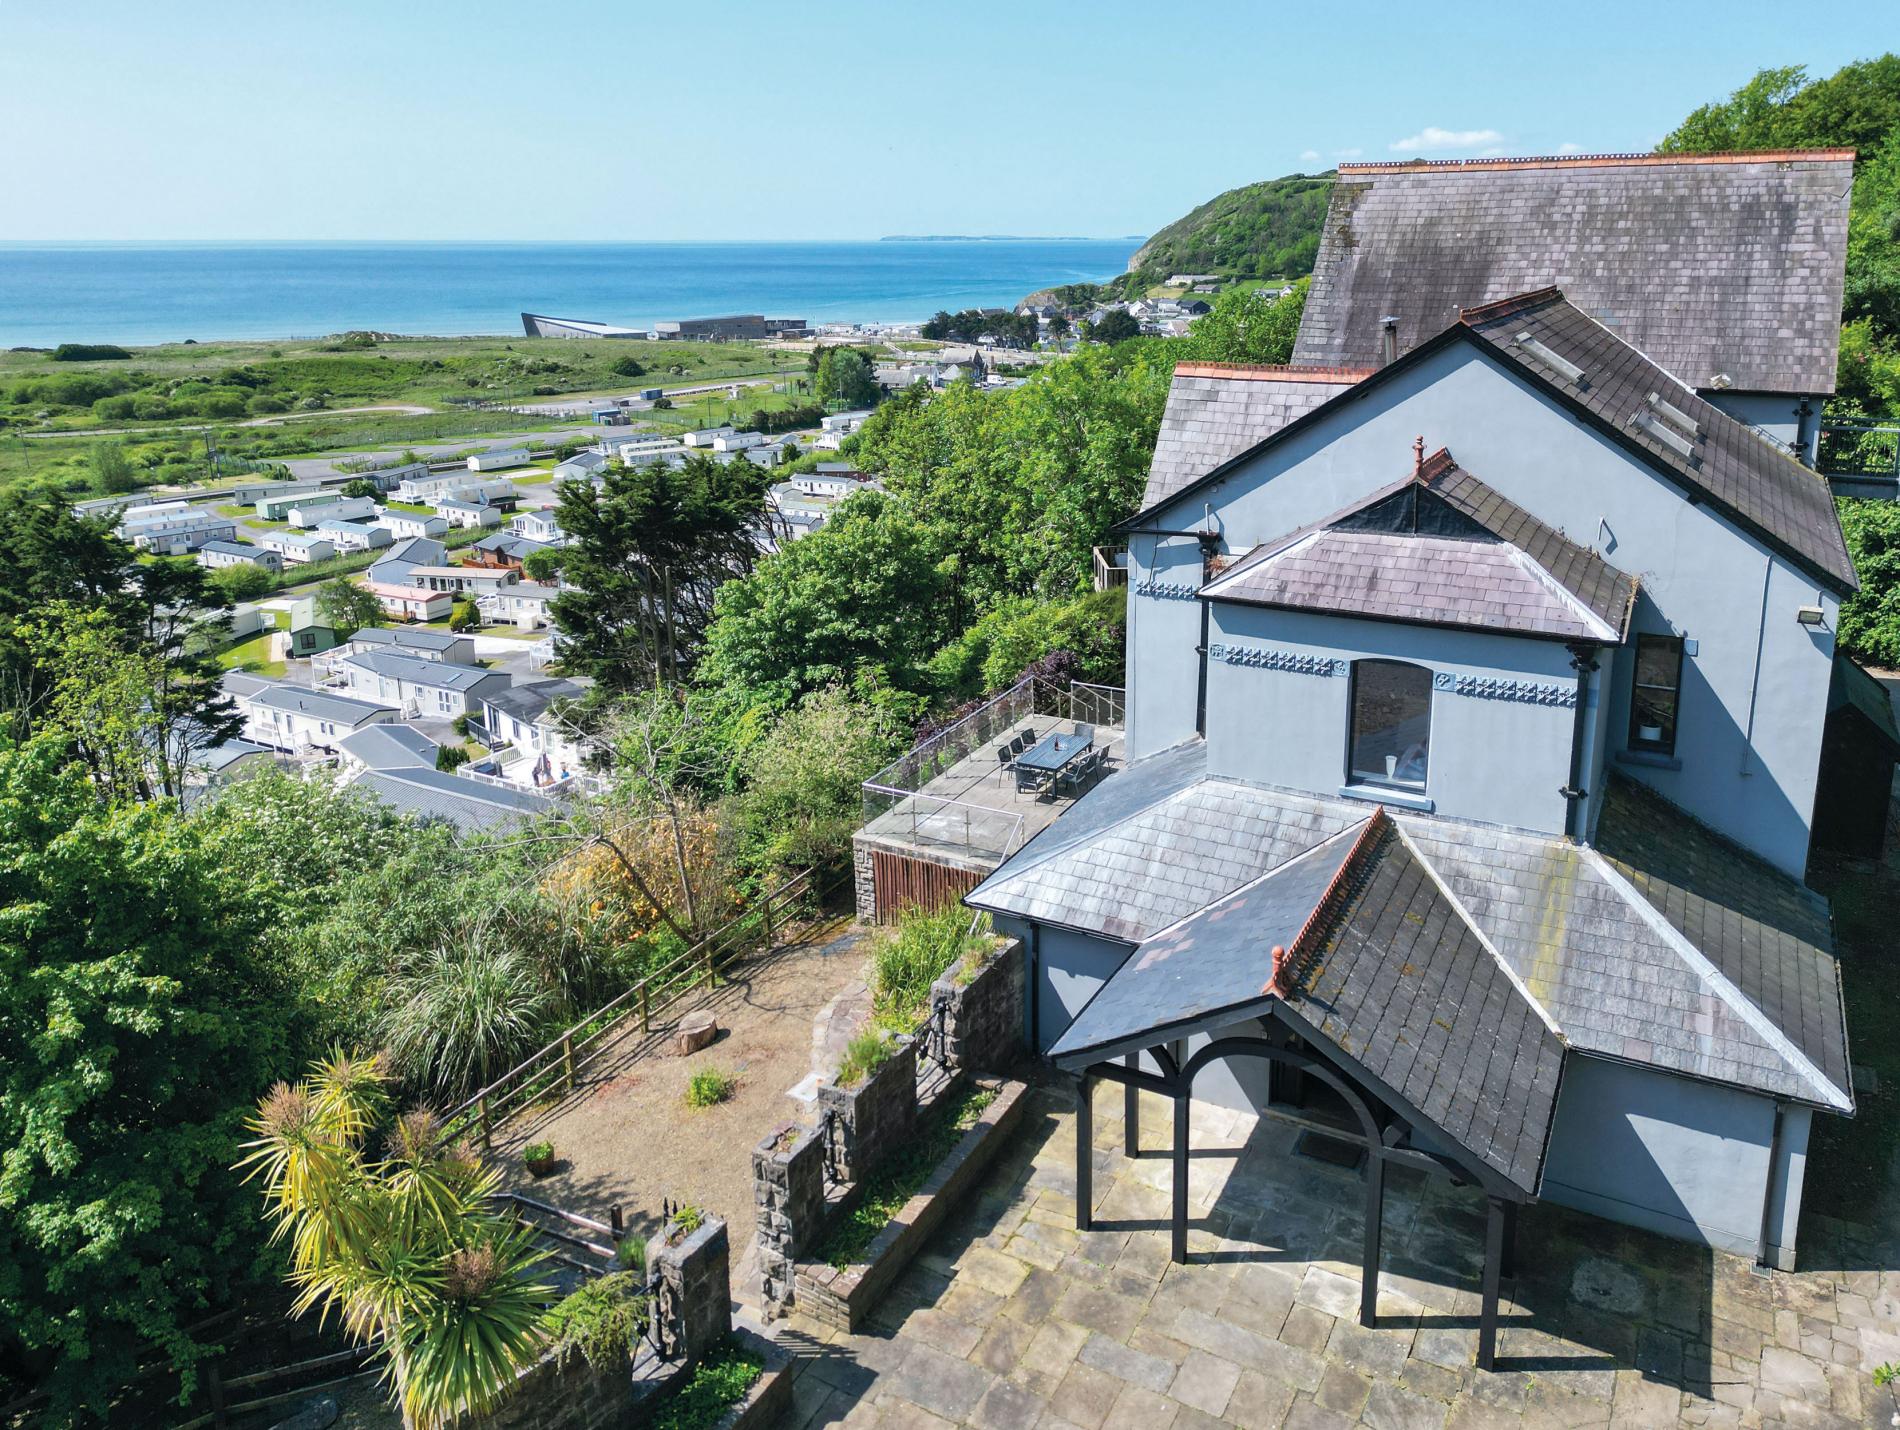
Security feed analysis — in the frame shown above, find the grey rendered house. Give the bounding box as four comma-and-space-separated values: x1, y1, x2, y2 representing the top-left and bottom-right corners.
966, 244, 1862, 1361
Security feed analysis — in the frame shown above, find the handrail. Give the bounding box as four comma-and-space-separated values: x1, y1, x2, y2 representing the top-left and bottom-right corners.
444, 869, 818, 1145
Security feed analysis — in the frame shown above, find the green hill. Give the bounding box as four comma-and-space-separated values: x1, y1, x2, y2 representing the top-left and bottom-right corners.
1124, 173, 1334, 286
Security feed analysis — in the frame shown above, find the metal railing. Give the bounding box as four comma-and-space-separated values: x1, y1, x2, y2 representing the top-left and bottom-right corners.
443, 869, 820, 1147
1820, 420, 1900, 485
861, 675, 1126, 821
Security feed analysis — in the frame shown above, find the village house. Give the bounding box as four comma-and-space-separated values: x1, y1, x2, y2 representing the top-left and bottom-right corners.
340, 626, 476, 664
466, 447, 531, 472
434, 498, 503, 530
285, 597, 339, 658
362, 581, 453, 623
509, 509, 563, 543
474, 677, 591, 787
259, 530, 337, 565
120, 505, 237, 555
315, 519, 393, 552
368, 536, 448, 587
485, 579, 559, 630
288, 495, 375, 528
464, 531, 547, 571
232, 678, 397, 754
256, 489, 342, 522
195, 539, 282, 573
404, 563, 518, 599
347, 764, 553, 832
335, 721, 441, 777
375, 510, 448, 542
338, 649, 512, 718
553, 449, 612, 486
839, 151, 1872, 1374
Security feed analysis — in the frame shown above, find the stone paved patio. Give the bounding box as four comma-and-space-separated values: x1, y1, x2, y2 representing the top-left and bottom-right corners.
766, 1086, 1900, 1429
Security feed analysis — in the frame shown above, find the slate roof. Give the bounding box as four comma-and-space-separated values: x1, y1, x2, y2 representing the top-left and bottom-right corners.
337, 722, 441, 770
485, 678, 584, 723
1460, 290, 1856, 591
965, 741, 1362, 943
1130, 290, 1858, 595
1294, 151, 1855, 395
351, 766, 552, 832
1829, 654, 1900, 754
1048, 826, 1365, 1059
1201, 452, 1634, 642
248, 683, 397, 726
1592, 773, 1851, 1109
1282, 819, 1565, 1194
979, 741, 1852, 1114
350, 627, 466, 655
344, 651, 502, 691
1143, 363, 1370, 510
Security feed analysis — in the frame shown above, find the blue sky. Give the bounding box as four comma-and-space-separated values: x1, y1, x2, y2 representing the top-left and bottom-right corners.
0, 1, 1889, 241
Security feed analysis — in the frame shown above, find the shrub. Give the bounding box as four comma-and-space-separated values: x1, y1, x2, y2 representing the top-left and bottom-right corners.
684, 1066, 737, 1108
835, 1031, 892, 1088
246, 393, 288, 416
647, 1339, 763, 1430
668, 1204, 705, 1240
543, 1273, 647, 1370
51, 343, 131, 361
871, 905, 991, 1031
449, 599, 480, 632
211, 563, 274, 602
435, 744, 470, 773
523, 1140, 554, 1165
610, 356, 645, 377
378, 933, 553, 1099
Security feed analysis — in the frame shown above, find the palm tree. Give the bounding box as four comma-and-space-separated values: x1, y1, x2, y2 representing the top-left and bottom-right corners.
239, 1052, 554, 1429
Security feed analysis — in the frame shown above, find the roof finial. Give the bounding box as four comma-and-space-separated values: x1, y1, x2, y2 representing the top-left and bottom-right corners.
1413, 435, 1425, 477
1268, 946, 1290, 998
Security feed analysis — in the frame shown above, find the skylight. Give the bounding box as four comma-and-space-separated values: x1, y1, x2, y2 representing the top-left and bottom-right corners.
1645, 391, 1701, 440
1630, 409, 1698, 461
1513, 332, 1586, 385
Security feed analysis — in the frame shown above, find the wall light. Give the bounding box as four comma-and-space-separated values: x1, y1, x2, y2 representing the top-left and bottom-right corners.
1796, 606, 1826, 626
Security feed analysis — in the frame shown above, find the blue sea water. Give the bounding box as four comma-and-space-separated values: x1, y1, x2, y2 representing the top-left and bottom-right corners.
0, 240, 1138, 348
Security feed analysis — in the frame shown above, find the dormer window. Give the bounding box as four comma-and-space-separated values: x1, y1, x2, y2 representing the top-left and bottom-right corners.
1629, 634, 1685, 755
1347, 660, 1433, 792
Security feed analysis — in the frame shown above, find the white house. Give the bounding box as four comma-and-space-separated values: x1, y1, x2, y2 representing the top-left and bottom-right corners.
435, 499, 503, 530
343, 627, 476, 664
235, 679, 397, 754
339, 650, 512, 719
405, 564, 519, 598
467, 447, 531, 472
257, 490, 340, 522
709, 430, 764, 453
509, 510, 563, 543
259, 531, 337, 565
369, 536, 448, 587
196, 539, 282, 572
336, 721, 441, 777
362, 581, 454, 623
376, 511, 449, 541
315, 519, 393, 552
597, 433, 683, 465
123, 507, 236, 555
681, 426, 736, 448
475, 677, 593, 789
486, 580, 560, 630
289, 495, 376, 528
553, 450, 611, 485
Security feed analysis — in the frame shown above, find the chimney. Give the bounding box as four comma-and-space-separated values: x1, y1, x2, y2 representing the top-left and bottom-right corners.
1413, 435, 1425, 477
1381, 316, 1400, 367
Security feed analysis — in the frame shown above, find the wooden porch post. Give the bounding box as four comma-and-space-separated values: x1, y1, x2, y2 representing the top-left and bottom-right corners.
1074, 1072, 1093, 1232
1359, 1149, 1384, 1328
1170, 1084, 1190, 1263
1477, 1195, 1506, 1372
1124, 1052, 1139, 1157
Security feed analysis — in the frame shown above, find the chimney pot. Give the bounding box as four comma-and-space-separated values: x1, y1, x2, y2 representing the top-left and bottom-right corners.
1413, 435, 1425, 476
1381, 316, 1400, 367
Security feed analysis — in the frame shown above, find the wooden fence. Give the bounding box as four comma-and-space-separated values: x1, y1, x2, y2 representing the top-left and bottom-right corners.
444, 869, 821, 1148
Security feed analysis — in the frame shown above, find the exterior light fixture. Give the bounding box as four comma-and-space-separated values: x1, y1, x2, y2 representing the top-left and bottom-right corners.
1796, 606, 1825, 626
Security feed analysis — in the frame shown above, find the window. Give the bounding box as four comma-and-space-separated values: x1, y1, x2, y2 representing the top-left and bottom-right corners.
1629, 634, 1685, 754
1348, 660, 1433, 791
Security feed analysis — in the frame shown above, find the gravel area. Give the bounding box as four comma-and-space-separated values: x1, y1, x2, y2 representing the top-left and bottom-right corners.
490, 919, 877, 1271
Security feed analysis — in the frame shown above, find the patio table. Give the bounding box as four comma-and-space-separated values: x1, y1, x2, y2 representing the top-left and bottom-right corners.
1014, 731, 1092, 794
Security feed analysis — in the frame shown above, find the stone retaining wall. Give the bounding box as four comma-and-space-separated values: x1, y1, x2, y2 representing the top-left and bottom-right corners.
931, 937, 1024, 1075
793, 1078, 1028, 1332
465, 1345, 635, 1430
753, 1122, 826, 1309
648, 1213, 731, 1367
816, 1035, 917, 1184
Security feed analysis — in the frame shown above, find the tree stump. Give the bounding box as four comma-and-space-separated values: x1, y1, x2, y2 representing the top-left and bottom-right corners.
676, 1011, 718, 1055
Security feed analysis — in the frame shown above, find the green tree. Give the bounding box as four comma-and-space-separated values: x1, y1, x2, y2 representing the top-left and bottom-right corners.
239, 1056, 553, 1428
1089, 309, 1141, 344
815, 347, 878, 408
448, 598, 480, 632
0, 740, 297, 1421
210, 561, 276, 602
340, 478, 379, 500
550, 454, 771, 691
90, 443, 137, 494
736, 687, 903, 877
699, 490, 952, 715
313, 578, 385, 639
520, 546, 563, 583
1184, 279, 1308, 365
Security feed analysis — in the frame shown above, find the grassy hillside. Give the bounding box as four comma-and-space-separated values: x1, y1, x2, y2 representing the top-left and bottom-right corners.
1123, 173, 1334, 287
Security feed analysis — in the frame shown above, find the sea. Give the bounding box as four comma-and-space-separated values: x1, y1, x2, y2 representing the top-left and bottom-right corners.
0, 240, 1140, 348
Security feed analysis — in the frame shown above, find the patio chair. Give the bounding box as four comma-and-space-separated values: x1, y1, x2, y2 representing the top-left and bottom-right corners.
996, 745, 1018, 784
1072, 722, 1096, 744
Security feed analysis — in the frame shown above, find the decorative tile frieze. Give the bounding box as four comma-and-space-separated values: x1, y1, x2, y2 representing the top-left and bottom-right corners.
1434, 670, 1576, 706
1134, 578, 1200, 601
1209, 643, 1347, 676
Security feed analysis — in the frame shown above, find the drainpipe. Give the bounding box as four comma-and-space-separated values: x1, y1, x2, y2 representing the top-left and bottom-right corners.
1740, 554, 1773, 777
1561, 644, 1598, 840
1195, 599, 1211, 737
1757, 1101, 1785, 1268
1027, 923, 1041, 1057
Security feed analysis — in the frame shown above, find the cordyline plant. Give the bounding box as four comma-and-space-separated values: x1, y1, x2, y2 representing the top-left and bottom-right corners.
237, 1050, 555, 1429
